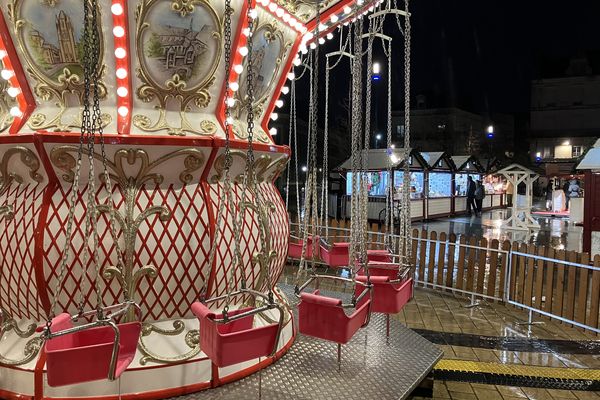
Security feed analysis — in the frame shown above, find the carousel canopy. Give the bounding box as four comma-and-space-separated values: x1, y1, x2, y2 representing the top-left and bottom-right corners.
577, 139, 600, 170
336, 148, 408, 171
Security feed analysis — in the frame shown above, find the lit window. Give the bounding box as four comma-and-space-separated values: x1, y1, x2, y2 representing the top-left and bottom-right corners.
572, 146, 583, 157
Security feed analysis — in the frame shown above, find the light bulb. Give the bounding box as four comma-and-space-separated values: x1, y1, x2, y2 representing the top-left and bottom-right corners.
269, 3, 277, 12
6, 87, 20, 97
319, 38, 325, 45
226, 116, 234, 124
270, 113, 278, 121
0, 50, 7, 59
234, 64, 243, 74
230, 81, 239, 91
117, 106, 129, 117
275, 100, 284, 108
115, 47, 126, 59
283, 13, 290, 22
327, 33, 333, 40
293, 57, 301, 66
1, 69, 14, 80
310, 42, 317, 49
357, 0, 364, 4
269, 127, 278, 136
117, 86, 128, 97
344, 6, 352, 14
330, 15, 339, 23
9, 106, 22, 117
239, 46, 248, 56
116, 68, 127, 79
318, 23, 327, 32
242, 28, 251, 37
113, 26, 125, 38
276, 8, 284, 17
226, 97, 236, 107
281, 86, 289, 95
287, 72, 295, 80
111, 3, 123, 15
248, 8, 258, 19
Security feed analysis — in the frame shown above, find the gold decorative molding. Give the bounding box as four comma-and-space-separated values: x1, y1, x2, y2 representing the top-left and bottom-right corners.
134, 0, 222, 136
273, 0, 339, 22
49, 146, 206, 310
0, 307, 43, 366
138, 321, 200, 365
233, 19, 292, 143
0, 146, 43, 220
210, 150, 289, 185
7, 0, 110, 132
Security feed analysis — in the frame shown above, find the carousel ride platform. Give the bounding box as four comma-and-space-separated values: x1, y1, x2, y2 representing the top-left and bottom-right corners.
171, 284, 443, 400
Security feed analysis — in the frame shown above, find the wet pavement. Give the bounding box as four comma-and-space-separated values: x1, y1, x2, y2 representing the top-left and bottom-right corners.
415, 208, 583, 253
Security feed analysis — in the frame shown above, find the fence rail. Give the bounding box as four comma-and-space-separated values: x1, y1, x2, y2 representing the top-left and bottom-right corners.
290, 216, 600, 334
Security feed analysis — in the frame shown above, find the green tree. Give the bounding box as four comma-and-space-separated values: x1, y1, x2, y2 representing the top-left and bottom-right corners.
147, 33, 163, 58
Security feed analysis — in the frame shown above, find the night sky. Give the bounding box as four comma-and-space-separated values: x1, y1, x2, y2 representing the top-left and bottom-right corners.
291, 0, 600, 125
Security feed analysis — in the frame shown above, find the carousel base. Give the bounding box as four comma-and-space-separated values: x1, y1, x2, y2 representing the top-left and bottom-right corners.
0, 285, 442, 400
170, 284, 443, 400
0, 305, 295, 400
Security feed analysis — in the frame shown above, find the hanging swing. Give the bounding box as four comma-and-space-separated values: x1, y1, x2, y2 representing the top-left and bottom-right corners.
42, 0, 141, 387
356, 0, 415, 317
192, 0, 284, 368
295, 14, 373, 346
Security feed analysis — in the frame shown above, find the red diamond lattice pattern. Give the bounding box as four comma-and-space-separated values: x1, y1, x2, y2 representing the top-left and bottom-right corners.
0, 182, 45, 320
207, 182, 288, 302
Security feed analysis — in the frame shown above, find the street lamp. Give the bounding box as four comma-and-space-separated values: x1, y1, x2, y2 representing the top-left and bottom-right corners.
301, 165, 307, 173
372, 62, 381, 81
487, 125, 494, 138
375, 133, 382, 149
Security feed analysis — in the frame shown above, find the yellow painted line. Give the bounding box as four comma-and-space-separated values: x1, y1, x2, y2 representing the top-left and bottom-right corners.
434, 359, 600, 381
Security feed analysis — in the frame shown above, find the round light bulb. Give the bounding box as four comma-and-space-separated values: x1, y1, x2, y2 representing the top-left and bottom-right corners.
270, 113, 278, 121
234, 64, 243, 74
344, 6, 352, 14
117, 86, 128, 97
226, 116, 234, 124
319, 38, 325, 45
281, 86, 289, 95
327, 33, 333, 40
283, 13, 290, 22
116, 68, 127, 79
0, 50, 7, 59
293, 57, 301, 66
276, 8, 284, 17
269, 127, 278, 136
117, 106, 129, 117
1, 69, 14, 80
242, 28, 251, 37
111, 3, 123, 15
287, 72, 295, 80
275, 100, 284, 108
113, 26, 125, 38
248, 8, 258, 19
115, 47, 126, 59
230, 81, 239, 92
330, 15, 339, 23
310, 43, 317, 49
226, 97, 236, 107
269, 3, 277, 12
239, 46, 248, 56
9, 106, 22, 117
6, 87, 20, 97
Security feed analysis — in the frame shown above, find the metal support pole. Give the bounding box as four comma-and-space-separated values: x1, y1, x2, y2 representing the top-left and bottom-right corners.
463, 293, 480, 308
386, 314, 390, 338
337, 343, 341, 366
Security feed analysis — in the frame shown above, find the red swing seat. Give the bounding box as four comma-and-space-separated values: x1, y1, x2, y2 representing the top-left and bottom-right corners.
319, 242, 350, 267
44, 313, 141, 387
288, 235, 320, 259
298, 290, 370, 344
367, 249, 393, 263
355, 265, 413, 314
192, 302, 280, 368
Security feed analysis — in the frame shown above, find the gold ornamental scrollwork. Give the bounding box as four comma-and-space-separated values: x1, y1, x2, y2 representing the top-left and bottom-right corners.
0, 146, 44, 220
7, 0, 110, 132
233, 19, 292, 143
49, 146, 205, 303
49, 145, 206, 364
210, 150, 289, 185
134, 0, 222, 136
138, 321, 200, 365
273, 0, 339, 22
0, 308, 44, 366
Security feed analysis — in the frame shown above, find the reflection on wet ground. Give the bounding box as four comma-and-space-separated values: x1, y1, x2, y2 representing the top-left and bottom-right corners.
415, 209, 583, 252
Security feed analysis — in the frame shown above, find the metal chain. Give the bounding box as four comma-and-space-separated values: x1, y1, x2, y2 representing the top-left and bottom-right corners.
385, 39, 394, 251
401, 0, 412, 269
320, 55, 330, 242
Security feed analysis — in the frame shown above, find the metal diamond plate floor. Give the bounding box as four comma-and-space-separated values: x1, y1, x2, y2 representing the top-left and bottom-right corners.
169, 284, 442, 400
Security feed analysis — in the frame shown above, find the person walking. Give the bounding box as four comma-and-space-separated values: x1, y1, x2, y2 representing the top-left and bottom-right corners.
466, 176, 476, 216
474, 180, 486, 216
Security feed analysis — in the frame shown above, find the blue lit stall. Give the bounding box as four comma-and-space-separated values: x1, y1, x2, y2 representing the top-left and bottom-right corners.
421, 152, 455, 218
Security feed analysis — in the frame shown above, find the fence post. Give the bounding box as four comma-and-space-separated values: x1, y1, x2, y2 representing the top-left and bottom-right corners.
445, 233, 457, 292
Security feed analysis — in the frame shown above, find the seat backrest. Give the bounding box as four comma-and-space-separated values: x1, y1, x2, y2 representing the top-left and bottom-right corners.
45, 313, 75, 351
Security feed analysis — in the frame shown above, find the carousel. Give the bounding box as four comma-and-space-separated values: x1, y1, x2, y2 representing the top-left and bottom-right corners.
0, 0, 440, 399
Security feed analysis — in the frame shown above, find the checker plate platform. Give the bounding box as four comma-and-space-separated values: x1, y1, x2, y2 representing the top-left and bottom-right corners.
170, 285, 442, 400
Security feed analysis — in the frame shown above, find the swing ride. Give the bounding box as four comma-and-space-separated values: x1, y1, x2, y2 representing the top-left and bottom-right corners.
0, 0, 442, 398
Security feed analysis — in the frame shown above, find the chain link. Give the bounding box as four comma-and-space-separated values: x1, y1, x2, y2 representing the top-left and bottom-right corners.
401, 0, 412, 269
